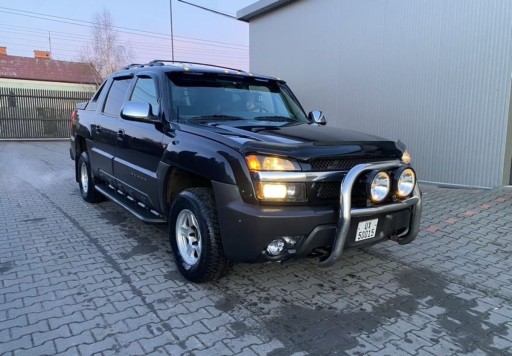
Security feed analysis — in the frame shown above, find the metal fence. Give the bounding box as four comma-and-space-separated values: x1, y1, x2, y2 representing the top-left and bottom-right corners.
0, 88, 94, 139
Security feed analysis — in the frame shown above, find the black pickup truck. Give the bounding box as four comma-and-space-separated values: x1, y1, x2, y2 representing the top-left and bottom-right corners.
70, 60, 422, 282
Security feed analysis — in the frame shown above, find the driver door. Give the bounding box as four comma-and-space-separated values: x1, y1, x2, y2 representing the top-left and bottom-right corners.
113, 74, 164, 210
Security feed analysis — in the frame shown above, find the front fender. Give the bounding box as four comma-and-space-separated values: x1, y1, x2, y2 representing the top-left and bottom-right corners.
157, 130, 256, 213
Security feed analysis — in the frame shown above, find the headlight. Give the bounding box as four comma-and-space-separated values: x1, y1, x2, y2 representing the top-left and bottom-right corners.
394, 167, 416, 198
246, 155, 304, 202
367, 171, 390, 203
246, 155, 300, 171
401, 150, 411, 164
256, 182, 306, 202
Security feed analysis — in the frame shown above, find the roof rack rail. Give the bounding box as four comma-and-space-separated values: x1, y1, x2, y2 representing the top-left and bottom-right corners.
148, 60, 165, 66
123, 63, 144, 69
148, 59, 246, 73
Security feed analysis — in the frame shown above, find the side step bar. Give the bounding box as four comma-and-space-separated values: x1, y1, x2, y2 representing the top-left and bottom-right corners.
95, 185, 167, 224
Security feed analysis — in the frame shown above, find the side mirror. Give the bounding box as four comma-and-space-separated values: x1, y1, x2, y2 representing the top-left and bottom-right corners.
120, 102, 160, 123
308, 111, 327, 125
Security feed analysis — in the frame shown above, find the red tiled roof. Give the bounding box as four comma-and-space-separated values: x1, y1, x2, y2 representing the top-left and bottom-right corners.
0, 55, 101, 85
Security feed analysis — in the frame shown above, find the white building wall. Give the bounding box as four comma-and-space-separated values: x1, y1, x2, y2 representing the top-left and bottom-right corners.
248, 0, 512, 187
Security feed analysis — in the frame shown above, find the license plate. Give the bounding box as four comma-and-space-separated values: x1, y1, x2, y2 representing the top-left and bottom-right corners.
355, 219, 378, 241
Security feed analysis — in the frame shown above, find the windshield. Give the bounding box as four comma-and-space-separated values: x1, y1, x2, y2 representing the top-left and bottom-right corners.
167, 72, 308, 124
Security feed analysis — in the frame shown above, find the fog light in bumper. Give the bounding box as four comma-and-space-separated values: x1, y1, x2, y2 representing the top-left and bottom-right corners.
266, 239, 286, 256
282, 235, 301, 247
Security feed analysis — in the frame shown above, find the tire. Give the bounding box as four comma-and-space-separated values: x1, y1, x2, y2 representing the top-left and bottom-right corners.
169, 187, 230, 283
77, 151, 103, 203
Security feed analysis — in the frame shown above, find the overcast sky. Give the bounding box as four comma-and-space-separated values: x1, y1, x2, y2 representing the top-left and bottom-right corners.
0, 0, 255, 70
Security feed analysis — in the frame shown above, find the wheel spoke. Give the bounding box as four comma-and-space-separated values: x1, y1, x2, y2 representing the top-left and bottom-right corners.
179, 225, 189, 237
186, 244, 195, 258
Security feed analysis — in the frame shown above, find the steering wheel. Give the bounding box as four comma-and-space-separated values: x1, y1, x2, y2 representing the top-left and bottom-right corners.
249, 106, 268, 113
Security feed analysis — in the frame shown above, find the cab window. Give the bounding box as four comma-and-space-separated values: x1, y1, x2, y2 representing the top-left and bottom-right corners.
87, 80, 106, 111
130, 77, 159, 116
103, 78, 131, 116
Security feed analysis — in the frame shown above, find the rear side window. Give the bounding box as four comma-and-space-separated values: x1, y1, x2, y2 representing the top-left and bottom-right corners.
103, 78, 131, 116
87, 81, 106, 111
130, 77, 159, 115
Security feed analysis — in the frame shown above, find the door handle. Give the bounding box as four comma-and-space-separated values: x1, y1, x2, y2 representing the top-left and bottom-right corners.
95, 124, 101, 134
117, 129, 125, 140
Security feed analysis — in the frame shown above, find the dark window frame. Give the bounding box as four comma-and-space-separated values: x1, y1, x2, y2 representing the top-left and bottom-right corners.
129, 75, 160, 117
101, 75, 133, 117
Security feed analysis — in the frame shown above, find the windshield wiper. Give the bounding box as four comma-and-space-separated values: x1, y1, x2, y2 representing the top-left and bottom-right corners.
254, 116, 294, 122
189, 115, 245, 123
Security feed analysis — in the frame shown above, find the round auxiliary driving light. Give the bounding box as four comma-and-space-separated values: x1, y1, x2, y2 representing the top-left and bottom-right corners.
394, 167, 416, 198
266, 239, 285, 256
367, 171, 391, 203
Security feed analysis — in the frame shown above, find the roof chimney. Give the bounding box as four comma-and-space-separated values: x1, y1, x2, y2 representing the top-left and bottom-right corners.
34, 50, 51, 60
0, 47, 6, 56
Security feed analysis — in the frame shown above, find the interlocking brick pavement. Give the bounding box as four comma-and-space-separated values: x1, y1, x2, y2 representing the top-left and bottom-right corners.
0, 141, 511, 355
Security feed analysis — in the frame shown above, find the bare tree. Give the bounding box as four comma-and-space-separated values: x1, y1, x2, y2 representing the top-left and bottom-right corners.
79, 9, 133, 81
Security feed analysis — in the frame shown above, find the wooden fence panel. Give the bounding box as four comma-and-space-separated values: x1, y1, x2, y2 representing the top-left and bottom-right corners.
0, 88, 94, 139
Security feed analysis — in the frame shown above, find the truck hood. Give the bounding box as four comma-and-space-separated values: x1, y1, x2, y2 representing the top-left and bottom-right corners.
180, 122, 404, 160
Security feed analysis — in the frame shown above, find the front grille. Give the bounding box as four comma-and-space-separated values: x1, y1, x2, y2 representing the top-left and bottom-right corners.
315, 181, 341, 199
309, 156, 397, 171
309, 155, 399, 207
313, 181, 368, 207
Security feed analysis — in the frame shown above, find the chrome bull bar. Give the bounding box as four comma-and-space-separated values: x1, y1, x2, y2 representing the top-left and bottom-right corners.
318, 160, 422, 267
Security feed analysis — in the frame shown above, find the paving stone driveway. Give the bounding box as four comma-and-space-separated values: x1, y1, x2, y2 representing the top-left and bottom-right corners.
1, 141, 511, 356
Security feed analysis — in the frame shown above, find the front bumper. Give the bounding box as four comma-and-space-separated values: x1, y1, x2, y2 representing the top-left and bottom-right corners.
213, 161, 421, 264
319, 161, 421, 267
